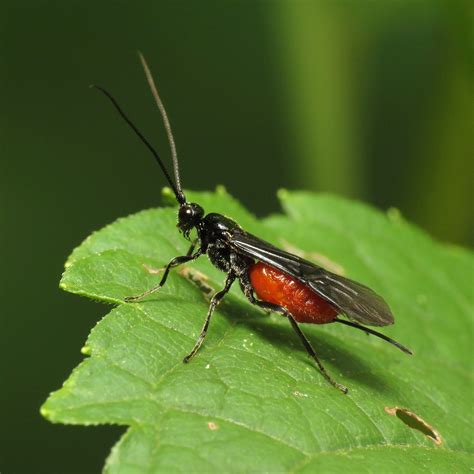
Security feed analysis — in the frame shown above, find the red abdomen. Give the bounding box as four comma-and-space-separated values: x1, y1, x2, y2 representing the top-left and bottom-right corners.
248, 262, 338, 324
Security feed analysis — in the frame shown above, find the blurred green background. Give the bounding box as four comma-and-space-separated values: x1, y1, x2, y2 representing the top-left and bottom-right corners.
1, 0, 472, 472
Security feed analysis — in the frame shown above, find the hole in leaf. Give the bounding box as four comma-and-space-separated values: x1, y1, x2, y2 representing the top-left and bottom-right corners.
385, 406, 442, 445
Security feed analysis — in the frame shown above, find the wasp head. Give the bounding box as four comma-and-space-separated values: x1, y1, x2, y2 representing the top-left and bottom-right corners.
177, 202, 204, 239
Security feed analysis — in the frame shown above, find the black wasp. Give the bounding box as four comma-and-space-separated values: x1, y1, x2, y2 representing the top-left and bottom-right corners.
92, 54, 412, 394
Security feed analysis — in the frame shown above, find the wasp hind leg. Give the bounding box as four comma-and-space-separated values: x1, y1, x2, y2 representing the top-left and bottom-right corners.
239, 277, 348, 394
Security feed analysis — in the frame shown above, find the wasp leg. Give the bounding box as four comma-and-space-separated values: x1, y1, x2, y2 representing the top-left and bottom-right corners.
186, 239, 198, 257
183, 272, 236, 363
335, 318, 412, 355
124, 245, 203, 302
239, 276, 348, 394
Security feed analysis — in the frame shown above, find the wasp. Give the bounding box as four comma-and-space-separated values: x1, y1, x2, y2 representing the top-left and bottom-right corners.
92, 54, 412, 394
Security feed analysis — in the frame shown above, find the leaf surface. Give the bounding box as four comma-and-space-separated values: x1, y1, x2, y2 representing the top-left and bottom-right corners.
42, 189, 474, 473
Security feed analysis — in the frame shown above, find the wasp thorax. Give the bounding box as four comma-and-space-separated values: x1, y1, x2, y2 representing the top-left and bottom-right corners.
177, 202, 204, 236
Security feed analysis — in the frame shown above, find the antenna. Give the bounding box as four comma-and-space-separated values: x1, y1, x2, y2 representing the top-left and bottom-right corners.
138, 52, 185, 204
335, 318, 413, 355
90, 85, 185, 204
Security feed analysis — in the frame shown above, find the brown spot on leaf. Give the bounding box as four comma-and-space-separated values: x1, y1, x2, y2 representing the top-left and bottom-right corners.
280, 240, 345, 275
385, 406, 442, 445
142, 263, 163, 275
207, 421, 218, 431
293, 391, 309, 398
179, 267, 214, 299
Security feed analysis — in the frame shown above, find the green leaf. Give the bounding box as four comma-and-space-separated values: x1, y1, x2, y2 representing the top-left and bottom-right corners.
42, 189, 473, 472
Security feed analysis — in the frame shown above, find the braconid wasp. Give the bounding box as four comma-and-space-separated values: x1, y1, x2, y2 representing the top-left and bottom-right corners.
92, 54, 412, 394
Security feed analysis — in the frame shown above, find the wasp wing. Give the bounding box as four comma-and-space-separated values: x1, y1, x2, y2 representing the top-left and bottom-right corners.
229, 229, 394, 327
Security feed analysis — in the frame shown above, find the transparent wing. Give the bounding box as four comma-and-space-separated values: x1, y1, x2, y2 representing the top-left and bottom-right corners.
230, 229, 394, 327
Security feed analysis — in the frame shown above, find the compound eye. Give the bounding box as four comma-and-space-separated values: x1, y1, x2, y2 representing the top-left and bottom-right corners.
178, 203, 204, 232
179, 205, 191, 220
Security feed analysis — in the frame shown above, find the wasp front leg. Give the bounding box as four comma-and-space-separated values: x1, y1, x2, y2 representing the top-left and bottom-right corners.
186, 238, 198, 257
125, 244, 203, 302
